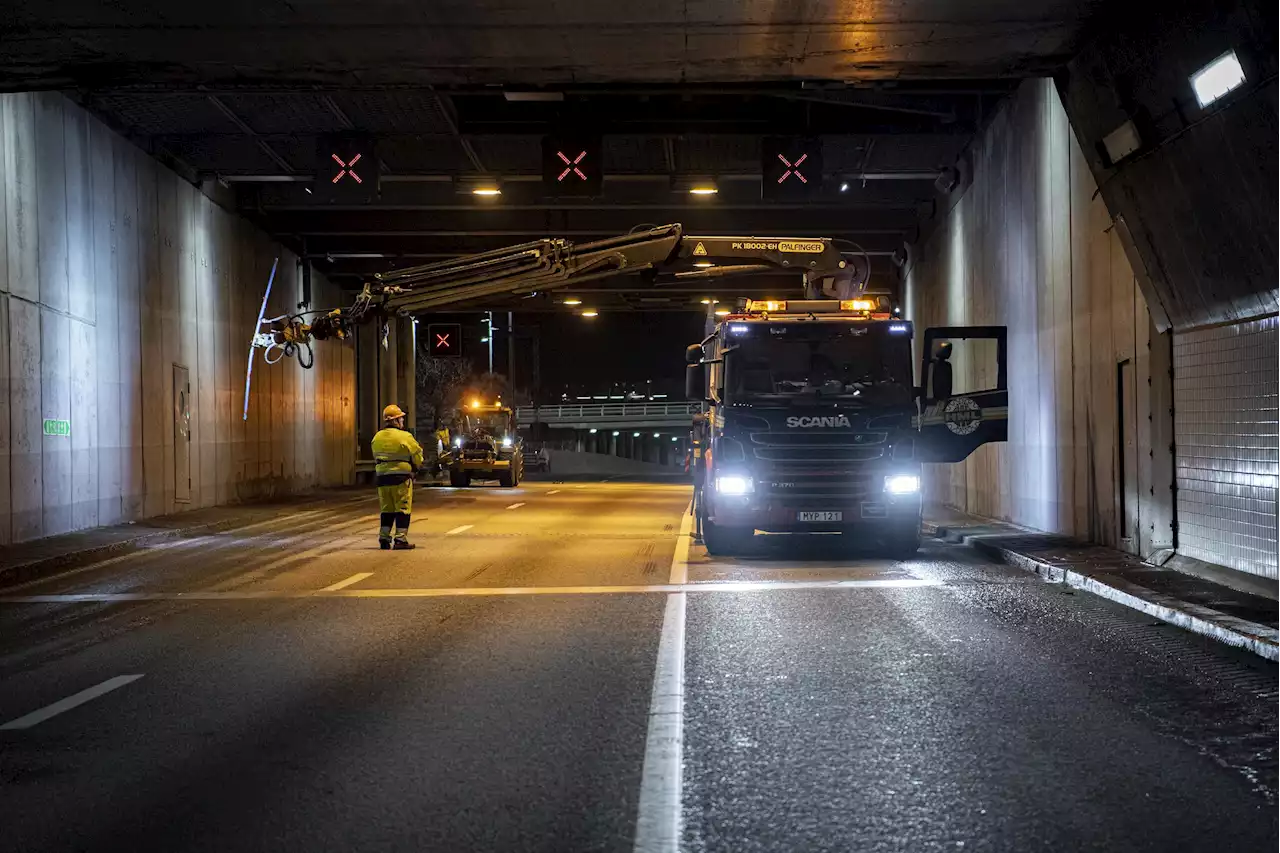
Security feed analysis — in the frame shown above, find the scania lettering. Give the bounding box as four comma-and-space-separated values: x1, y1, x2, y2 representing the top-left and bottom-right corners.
686, 298, 1008, 556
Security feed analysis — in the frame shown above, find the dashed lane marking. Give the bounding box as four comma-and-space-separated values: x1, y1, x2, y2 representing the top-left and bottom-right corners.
1, 675, 144, 730
322, 572, 374, 592
0, 578, 945, 603
445, 525, 474, 536
506, 503, 526, 510
547, 490, 561, 495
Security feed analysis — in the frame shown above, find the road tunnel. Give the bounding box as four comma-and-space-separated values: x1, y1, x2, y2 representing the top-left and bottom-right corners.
0, 0, 1275, 850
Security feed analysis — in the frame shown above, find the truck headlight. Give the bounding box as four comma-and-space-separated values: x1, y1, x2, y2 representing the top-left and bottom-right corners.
884, 474, 920, 495
716, 475, 753, 496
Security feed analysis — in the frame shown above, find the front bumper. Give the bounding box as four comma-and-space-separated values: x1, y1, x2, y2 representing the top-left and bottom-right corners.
707, 489, 921, 533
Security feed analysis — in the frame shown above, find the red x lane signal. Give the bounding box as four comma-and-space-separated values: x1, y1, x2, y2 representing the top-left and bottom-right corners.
330, 153, 363, 184
776, 152, 809, 184
542, 135, 602, 197
556, 150, 589, 182
315, 135, 378, 203
427, 323, 463, 358
761, 137, 823, 200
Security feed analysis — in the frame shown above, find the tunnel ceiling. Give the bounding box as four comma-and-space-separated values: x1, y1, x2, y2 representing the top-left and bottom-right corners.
4, 0, 1104, 312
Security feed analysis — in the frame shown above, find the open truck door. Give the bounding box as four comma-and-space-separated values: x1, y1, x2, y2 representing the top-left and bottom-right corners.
914, 326, 1008, 463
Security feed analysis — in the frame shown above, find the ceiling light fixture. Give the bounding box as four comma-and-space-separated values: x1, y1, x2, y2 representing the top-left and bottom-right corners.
563, 298, 582, 305
693, 262, 714, 268
1191, 49, 1246, 107
472, 187, 502, 196
689, 186, 718, 196
581, 310, 599, 318
840, 182, 849, 192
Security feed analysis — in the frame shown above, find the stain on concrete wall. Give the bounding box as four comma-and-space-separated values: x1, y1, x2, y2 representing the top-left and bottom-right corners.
0, 91, 357, 544
906, 79, 1175, 557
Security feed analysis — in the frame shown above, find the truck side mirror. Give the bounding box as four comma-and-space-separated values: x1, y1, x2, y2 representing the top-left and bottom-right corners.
685, 363, 706, 401
685, 344, 703, 366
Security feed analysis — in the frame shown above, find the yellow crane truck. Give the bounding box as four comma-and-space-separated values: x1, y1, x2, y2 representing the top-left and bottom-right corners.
446, 401, 525, 488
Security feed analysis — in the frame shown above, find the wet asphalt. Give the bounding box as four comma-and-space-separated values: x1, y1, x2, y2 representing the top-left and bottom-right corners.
0, 481, 1274, 852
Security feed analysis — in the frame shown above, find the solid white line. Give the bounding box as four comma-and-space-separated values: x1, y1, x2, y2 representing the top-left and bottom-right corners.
445, 525, 474, 536
634, 589, 688, 850
322, 572, 373, 592
547, 490, 561, 495
1, 674, 144, 730
0, 578, 943, 603
669, 501, 693, 585
506, 503, 526, 510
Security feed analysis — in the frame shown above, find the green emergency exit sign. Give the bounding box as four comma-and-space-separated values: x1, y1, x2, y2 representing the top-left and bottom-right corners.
43, 419, 70, 437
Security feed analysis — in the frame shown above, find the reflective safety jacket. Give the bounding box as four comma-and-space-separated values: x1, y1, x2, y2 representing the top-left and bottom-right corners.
372, 428, 424, 486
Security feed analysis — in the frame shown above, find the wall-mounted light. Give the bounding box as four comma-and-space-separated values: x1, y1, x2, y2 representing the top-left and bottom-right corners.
1191, 49, 1245, 108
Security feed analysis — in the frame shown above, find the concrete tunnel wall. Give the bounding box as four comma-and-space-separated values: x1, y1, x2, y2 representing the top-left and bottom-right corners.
905, 79, 1176, 559
0, 91, 357, 544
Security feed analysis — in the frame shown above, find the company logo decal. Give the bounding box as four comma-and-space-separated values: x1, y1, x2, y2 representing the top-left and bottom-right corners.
943, 397, 982, 435
786, 415, 852, 428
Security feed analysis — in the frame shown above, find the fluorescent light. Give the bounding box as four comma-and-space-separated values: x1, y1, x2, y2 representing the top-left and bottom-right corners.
652, 433, 660, 438
713, 308, 730, 316
689, 186, 718, 196
884, 474, 920, 495
1191, 49, 1245, 107
589, 428, 598, 434
716, 475, 752, 496
612, 431, 620, 437
472, 187, 502, 196
580, 310, 598, 318
840, 182, 849, 192
693, 262, 714, 268
671, 436, 678, 442
633, 432, 640, 437
699, 298, 712, 305
562, 298, 582, 305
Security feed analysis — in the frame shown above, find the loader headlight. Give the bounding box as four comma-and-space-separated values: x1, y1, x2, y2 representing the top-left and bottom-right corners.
454, 437, 463, 448
502, 436, 513, 447
716, 475, 753, 496
884, 474, 920, 495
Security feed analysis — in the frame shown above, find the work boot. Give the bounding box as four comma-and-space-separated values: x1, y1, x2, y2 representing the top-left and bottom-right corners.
392, 541, 416, 551
379, 539, 391, 550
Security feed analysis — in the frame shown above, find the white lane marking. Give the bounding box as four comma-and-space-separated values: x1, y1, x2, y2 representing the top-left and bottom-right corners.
1, 674, 144, 730
506, 503, 526, 510
445, 525, 474, 536
0, 578, 945, 602
547, 490, 561, 495
322, 572, 374, 592
669, 501, 693, 585
634, 538, 690, 851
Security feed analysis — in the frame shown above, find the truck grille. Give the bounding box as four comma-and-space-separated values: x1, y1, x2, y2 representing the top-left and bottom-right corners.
747, 431, 885, 499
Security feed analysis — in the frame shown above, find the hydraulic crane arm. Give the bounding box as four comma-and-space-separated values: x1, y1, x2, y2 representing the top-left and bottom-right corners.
244, 223, 860, 387
373, 223, 854, 313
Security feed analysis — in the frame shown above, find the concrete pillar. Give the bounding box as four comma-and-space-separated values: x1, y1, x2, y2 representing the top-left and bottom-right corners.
398, 317, 416, 434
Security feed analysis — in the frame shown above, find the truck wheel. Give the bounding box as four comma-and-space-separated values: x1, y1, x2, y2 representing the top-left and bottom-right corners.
703, 521, 754, 556
449, 471, 469, 488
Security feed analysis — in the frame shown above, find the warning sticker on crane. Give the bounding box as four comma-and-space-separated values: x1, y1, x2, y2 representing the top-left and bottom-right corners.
693, 242, 708, 256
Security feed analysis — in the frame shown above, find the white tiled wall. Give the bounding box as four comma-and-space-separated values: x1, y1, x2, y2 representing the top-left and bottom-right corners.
1173, 316, 1279, 578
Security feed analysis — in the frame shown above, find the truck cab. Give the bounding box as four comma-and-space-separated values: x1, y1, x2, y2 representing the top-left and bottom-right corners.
686, 298, 1008, 555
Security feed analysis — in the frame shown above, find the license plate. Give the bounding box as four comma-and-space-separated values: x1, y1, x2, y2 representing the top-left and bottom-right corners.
797, 511, 842, 522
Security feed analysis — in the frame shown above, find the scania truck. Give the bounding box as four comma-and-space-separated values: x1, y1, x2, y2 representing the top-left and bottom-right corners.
687, 297, 1008, 556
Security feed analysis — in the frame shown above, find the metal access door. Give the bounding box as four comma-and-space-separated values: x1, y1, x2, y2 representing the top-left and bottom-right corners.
174, 364, 191, 503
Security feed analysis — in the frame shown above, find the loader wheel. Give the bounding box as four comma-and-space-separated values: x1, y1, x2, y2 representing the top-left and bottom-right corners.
449, 471, 470, 488
498, 471, 514, 487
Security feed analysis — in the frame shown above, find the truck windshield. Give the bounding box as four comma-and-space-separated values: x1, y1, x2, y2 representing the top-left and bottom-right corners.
723, 323, 912, 406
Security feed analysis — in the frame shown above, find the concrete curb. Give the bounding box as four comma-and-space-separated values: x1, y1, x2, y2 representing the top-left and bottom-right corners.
926, 523, 1279, 662
0, 517, 249, 589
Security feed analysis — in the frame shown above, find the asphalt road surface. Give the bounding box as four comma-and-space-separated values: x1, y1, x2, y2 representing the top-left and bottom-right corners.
0, 480, 1275, 852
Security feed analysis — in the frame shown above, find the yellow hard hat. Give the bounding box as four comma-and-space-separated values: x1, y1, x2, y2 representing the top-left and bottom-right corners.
382, 404, 406, 421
